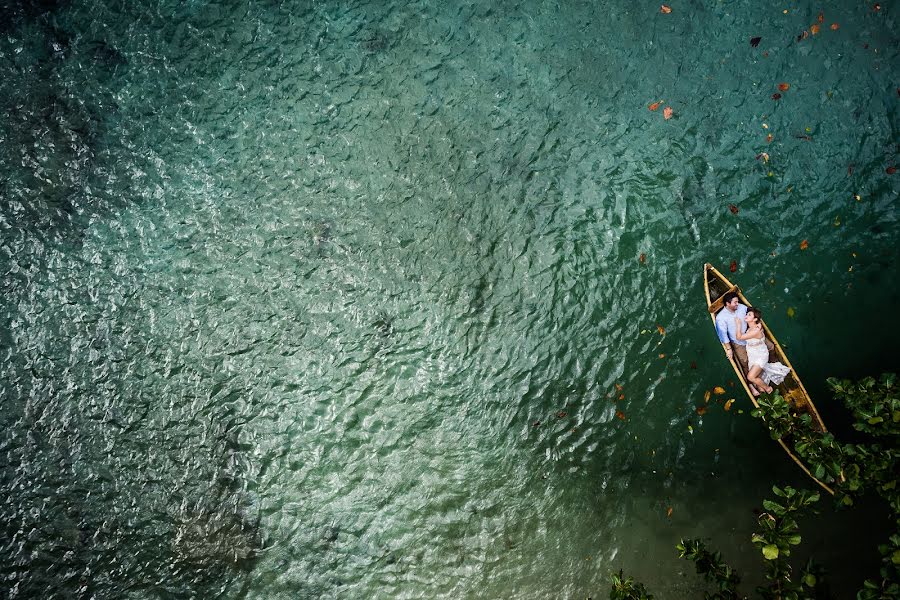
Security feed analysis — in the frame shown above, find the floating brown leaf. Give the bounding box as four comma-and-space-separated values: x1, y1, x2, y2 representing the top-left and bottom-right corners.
817, 12, 824, 23
830, 23, 839, 30
730, 260, 737, 273
704, 390, 711, 403
659, 353, 666, 359
648, 101, 662, 111
772, 93, 782, 100
766, 133, 774, 143
750, 36, 762, 47
615, 410, 626, 421
660, 4, 672, 13
724, 399, 735, 411
810, 24, 820, 35
713, 386, 726, 395
797, 31, 809, 41
696, 405, 707, 416
728, 204, 739, 214
778, 82, 790, 91
800, 239, 809, 250
656, 324, 666, 335
639, 252, 646, 263
556, 410, 567, 418
887, 166, 897, 175
663, 106, 674, 120
666, 507, 673, 517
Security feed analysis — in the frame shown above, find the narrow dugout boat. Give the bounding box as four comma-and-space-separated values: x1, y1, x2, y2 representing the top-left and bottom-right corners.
703, 263, 836, 495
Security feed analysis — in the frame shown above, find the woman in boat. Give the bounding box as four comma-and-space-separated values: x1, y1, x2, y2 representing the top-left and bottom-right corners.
734, 307, 791, 396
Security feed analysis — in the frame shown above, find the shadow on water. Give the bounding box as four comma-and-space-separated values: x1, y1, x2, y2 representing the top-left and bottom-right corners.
0, 378, 263, 598
0, 0, 132, 249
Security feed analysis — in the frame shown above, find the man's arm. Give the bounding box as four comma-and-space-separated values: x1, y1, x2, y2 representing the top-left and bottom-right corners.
714, 315, 733, 358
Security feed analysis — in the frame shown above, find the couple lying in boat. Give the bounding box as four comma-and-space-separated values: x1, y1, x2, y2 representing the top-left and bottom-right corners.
715, 291, 791, 396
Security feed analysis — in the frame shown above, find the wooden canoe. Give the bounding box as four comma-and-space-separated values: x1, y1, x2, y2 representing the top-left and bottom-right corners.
703, 263, 835, 495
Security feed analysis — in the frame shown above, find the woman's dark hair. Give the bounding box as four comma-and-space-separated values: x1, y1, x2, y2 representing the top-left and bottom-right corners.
747, 307, 763, 322
723, 291, 739, 304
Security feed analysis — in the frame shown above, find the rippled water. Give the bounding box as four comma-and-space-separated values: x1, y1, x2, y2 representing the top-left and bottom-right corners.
1, 0, 898, 598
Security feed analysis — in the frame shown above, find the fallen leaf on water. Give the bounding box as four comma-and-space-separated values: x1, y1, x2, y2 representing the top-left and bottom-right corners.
713, 386, 726, 395
787, 307, 796, 318
648, 101, 662, 111
616, 410, 626, 421
756, 152, 769, 162
729, 204, 739, 214
772, 93, 782, 100
704, 390, 711, 403
797, 31, 809, 41
830, 23, 839, 30
817, 12, 824, 23
556, 410, 567, 418
615, 383, 623, 391
696, 405, 707, 416
657, 324, 666, 335
639, 252, 646, 263
887, 166, 897, 175
730, 260, 738, 273
810, 24, 820, 35
618, 393, 625, 400
663, 106, 674, 120
766, 133, 774, 143
800, 239, 809, 250
666, 507, 673, 517
659, 353, 666, 359
750, 36, 762, 47
873, 3, 881, 11
778, 82, 790, 91
724, 399, 735, 411
660, 4, 672, 13
532, 420, 541, 427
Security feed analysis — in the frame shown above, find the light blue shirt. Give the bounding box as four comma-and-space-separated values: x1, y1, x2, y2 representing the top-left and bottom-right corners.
715, 303, 748, 346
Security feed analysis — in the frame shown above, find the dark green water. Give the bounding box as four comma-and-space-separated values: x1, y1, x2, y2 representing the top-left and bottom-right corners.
1, 0, 897, 598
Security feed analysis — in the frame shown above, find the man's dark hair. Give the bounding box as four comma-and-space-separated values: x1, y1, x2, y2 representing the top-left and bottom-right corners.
722, 291, 739, 304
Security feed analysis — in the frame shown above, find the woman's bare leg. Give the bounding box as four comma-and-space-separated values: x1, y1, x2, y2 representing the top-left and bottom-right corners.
747, 365, 773, 394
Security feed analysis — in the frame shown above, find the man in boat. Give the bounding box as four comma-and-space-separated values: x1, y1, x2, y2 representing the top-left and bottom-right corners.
715, 291, 773, 392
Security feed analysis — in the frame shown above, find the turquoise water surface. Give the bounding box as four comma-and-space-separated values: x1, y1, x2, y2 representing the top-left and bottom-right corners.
1, 0, 898, 598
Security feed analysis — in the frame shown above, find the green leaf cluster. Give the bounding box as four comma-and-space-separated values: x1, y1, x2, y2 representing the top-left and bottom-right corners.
609, 569, 653, 600
675, 538, 740, 599
827, 374, 899, 437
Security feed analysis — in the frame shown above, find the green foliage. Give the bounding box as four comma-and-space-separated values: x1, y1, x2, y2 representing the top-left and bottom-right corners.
751, 392, 794, 440
609, 569, 653, 600
676, 538, 740, 599
750, 486, 821, 600
857, 534, 900, 600
610, 373, 899, 600
827, 374, 899, 438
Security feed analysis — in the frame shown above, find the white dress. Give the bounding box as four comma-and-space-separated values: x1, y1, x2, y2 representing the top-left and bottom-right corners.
746, 337, 791, 385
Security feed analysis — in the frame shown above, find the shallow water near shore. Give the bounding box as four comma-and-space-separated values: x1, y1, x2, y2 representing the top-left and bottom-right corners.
1, 0, 898, 598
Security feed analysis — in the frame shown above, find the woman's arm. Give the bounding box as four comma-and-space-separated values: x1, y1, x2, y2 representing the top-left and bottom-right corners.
734, 316, 751, 340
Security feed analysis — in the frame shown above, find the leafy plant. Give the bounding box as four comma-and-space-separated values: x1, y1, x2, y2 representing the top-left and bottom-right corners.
827, 374, 899, 438
751, 392, 795, 440
610, 569, 654, 600
676, 538, 740, 599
